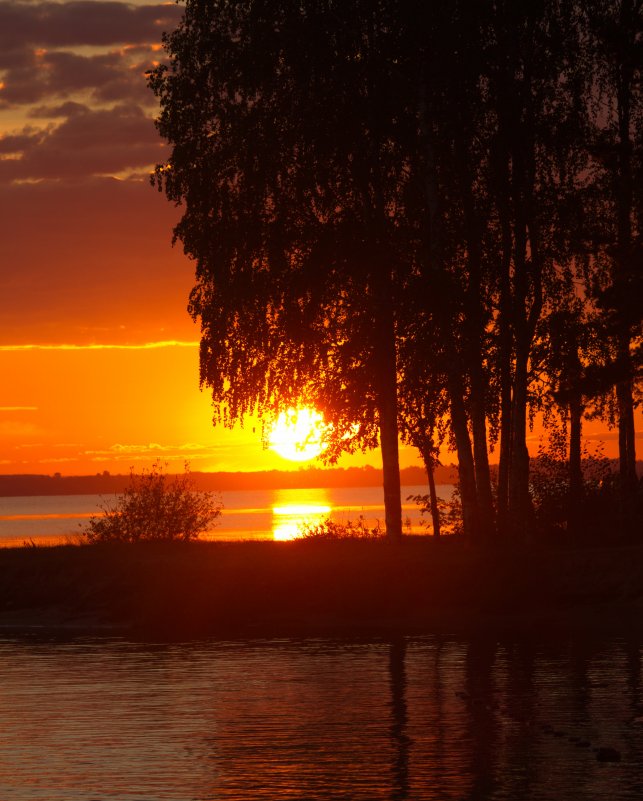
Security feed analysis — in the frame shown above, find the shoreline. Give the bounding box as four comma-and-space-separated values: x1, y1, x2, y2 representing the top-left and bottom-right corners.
1, 539, 642, 640
0, 465, 457, 498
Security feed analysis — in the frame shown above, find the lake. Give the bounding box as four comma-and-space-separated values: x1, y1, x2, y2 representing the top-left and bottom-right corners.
0, 484, 451, 545
0, 633, 641, 800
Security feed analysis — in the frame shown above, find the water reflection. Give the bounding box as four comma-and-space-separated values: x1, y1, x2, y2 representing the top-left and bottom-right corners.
0, 635, 641, 800
271, 488, 331, 540
463, 639, 497, 799
389, 638, 410, 800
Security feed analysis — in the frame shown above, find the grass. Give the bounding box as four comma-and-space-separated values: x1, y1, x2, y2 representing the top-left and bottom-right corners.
1, 537, 643, 638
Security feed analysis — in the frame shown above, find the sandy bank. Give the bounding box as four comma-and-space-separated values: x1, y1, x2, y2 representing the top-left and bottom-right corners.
1, 539, 642, 639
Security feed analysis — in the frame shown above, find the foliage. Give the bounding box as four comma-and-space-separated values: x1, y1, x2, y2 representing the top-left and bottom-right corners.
149, 0, 415, 537
149, 0, 642, 544
82, 462, 222, 544
529, 433, 613, 534
299, 516, 384, 541
406, 492, 457, 536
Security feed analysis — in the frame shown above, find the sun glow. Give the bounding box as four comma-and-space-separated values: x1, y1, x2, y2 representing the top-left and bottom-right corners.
268, 407, 327, 462
272, 503, 332, 541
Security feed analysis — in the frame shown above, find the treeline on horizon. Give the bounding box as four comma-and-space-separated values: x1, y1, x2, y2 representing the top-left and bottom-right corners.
0, 465, 460, 497
149, 0, 642, 542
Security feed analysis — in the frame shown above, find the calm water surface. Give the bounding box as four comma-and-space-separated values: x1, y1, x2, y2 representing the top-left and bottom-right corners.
0, 634, 641, 800
0, 485, 451, 545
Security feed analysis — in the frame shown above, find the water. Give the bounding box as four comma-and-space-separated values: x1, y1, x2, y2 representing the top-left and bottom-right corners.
0, 485, 451, 545
0, 634, 641, 800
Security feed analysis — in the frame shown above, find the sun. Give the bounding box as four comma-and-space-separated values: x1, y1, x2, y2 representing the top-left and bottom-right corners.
268, 407, 326, 462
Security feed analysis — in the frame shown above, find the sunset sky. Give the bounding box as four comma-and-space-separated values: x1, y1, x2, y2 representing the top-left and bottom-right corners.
0, 0, 394, 475
0, 0, 638, 476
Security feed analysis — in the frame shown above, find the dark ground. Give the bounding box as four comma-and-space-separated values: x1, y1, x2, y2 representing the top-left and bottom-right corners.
1, 538, 642, 639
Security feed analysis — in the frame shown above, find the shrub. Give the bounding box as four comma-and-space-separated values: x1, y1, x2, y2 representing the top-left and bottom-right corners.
82, 461, 222, 543
299, 515, 384, 540
407, 488, 460, 536
529, 436, 613, 535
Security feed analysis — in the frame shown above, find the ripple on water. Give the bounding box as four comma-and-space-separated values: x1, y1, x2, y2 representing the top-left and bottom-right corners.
0, 636, 641, 800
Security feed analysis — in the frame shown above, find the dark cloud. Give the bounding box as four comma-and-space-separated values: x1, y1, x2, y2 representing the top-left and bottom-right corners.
0, 4, 186, 346
0, 47, 157, 106
0, 127, 45, 154
28, 100, 88, 118
0, 47, 33, 71
1, 50, 117, 105
0, 2, 182, 49
0, 103, 166, 181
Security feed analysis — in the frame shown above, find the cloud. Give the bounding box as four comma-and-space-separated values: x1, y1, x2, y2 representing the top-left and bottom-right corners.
0, 4, 174, 184
1, 49, 122, 105
0, 46, 34, 71
28, 100, 88, 118
0, 2, 182, 49
0, 420, 42, 438
0, 342, 197, 352
0, 127, 45, 154
86, 441, 224, 463
0, 5, 193, 347
0, 103, 165, 181
1, 46, 161, 106
583, 431, 643, 441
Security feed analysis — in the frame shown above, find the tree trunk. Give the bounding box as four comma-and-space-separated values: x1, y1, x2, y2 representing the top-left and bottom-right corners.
508, 344, 532, 540
616, 359, 637, 513
380, 386, 403, 540
362, 10, 402, 542
469, 373, 495, 541
448, 369, 479, 540
496, 249, 513, 539
568, 387, 583, 537
453, 129, 496, 541
375, 273, 403, 541
613, 1, 638, 520
422, 447, 441, 538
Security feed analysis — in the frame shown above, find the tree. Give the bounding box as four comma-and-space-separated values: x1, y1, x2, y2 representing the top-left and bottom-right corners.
82, 462, 222, 543
535, 291, 602, 534
402, 0, 588, 541
398, 358, 449, 539
149, 0, 419, 539
477, 0, 590, 539
583, 0, 642, 509
150, 0, 636, 546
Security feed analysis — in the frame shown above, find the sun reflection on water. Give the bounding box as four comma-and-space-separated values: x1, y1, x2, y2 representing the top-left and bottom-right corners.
272, 491, 332, 540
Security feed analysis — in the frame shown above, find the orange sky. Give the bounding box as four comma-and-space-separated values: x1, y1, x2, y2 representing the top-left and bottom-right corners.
0, 1, 639, 476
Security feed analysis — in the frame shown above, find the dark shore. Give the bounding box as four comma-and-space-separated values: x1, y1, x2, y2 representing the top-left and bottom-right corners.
1, 539, 642, 639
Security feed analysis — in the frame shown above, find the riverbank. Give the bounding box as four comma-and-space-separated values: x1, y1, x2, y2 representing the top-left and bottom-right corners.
1, 539, 642, 638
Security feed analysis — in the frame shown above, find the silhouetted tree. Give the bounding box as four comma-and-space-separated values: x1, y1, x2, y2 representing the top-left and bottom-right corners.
536, 292, 601, 534
480, 0, 589, 539
583, 0, 642, 511
150, 0, 638, 545
150, 0, 425, 538
398, 323, 449, 538
403, 0, 589, 541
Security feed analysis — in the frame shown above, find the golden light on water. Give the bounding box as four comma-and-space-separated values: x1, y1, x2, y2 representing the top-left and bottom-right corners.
272, 502, 331, 541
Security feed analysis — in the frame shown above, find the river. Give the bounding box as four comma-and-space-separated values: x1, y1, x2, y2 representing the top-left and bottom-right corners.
0, 633, 641, 800
0, 484, 452, 545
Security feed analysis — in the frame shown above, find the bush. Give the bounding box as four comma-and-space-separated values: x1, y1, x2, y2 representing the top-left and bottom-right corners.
407, 488, 461, 536
529, 435, 613, 536
299, 515, 384, 540
82, 461, 222, 543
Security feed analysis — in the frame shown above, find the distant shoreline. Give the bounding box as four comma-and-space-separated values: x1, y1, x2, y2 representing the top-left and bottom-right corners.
1, 539, 642, 639
0, 465, 457, 497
